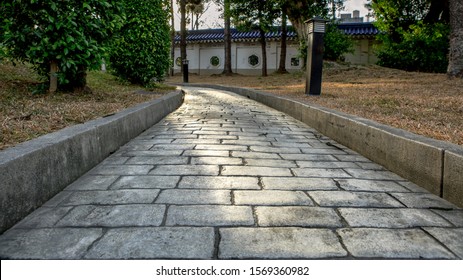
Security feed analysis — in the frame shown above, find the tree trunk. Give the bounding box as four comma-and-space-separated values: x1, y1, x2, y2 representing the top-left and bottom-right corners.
49, 60, 58, 93
259, 27, 267, 77
180, 0, 187, 74
170, 0, 175, 76
448, 0, 463, 78
277, 10, 288, 74
222, 0, 233, 75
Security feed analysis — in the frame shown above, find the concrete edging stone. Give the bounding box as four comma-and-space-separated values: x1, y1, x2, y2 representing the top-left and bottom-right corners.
0, 90, 184, 233
188, 84, 463, 208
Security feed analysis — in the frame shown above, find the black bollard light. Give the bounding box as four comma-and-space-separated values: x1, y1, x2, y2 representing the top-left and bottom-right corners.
305, 17, 327, 96
182, 59, 189, 83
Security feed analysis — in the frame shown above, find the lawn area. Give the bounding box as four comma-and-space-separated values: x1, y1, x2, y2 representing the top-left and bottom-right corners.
166, 63, 463, 146
0, 61, 175, 150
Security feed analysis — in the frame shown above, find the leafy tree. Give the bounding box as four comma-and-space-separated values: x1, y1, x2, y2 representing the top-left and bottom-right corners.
368, 0, 450, 72
323, 24, 353, 61
108, 0, 171, 85
1, 0, 122, 92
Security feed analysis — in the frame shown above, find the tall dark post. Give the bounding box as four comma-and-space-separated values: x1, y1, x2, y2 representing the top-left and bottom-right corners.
183, 59, 189, 83
305, 17, 327, 96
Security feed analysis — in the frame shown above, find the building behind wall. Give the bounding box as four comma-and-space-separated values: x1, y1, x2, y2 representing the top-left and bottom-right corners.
173, 13, 379, 75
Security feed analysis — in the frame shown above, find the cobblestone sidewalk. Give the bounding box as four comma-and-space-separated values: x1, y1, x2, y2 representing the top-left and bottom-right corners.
0, 87, 462, 259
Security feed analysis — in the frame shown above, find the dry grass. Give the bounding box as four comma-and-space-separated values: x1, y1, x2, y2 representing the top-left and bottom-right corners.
0, 61, 174, 150
166, 64, 463, 146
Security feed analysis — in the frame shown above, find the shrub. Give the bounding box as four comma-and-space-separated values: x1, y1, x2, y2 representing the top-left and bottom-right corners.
324, 23, 354, 61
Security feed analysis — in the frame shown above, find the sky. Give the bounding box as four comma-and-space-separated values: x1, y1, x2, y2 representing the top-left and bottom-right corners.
173, 0, 371, 30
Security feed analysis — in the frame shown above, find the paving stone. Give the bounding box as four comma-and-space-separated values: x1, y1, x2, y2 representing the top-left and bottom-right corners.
270, 142, 312, 148
300, 148, 347, 155
355, 162, 386, 170
178, 176, 260, 189
89, 165, 153, 175
338, 228, 456, 259
222, 140, 271, 146
245, 159, 297, 168
337, 179, 410, 192
110, 175, 179, 189
125, 157, 188, 165
151, 144, 196, 150
156, 189, 231, 204
423, 228, 463, 258
339, 208, 452, 228
219, 228, 347, 259
193, 130, 228, 135
250, 146, 301, 154
391, 193, 458, 209
292, 168, 352, 178
222, 166, 292, 176
199, 135, 238, 140
12, 207, 73, 229
65, 175, 119, 191
85, 227, 215, 259
153, 134, 198, 139
432, 210, 463, 226
344, 169, 404, 180
56, 204, 165, 227
262, 177, 338, 191
59, 190, 160, 206
280, 154, 338, 161
231, 151, 281, 159
334, 154, 373, 162
398, 181, 431, 193
191, 157, 243, 165
195, 144, 248, 151
150, 165, 219, 176
234, 190, 313, 206
101, 156, 129, 165
166, 205, 254, 226
296, 161, 359, 169
309, 191, 403, 207
0, 228, 103, 259
42, 191, 73, 207
172, 139, 220, 144
122, 150, 183, 157
183, 150, 230, 157
256, 206, 342, 227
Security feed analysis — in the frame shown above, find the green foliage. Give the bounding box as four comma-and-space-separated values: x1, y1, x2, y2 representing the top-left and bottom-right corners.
108, 0, 171, 86
323, 24, 354, 61
376, 22, 449, 73
1, 1, 123, 90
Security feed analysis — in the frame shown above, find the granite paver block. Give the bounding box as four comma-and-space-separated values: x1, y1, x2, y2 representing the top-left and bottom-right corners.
270, 142, 312, 148
110, 175, 179, 189
262, 177, 338, 191
338, 228, 455, 259
182, 150, 230, 157
339, 208, 452, 228
250, 146, 301, 154
222, 140, 271, 146
172, 139, 220, 144
150, 165, 219, 176
292, 168, 352, 178
344, 169, 405, 180
178, 176, 260, 189
280, 154, 338, 161
156, 189, 231, 204
101, 156, 129, 165
219, 228, 347, 259
245, 159, 297, 168
234, 190, 313, 206
191, 157, 242, 165
56, 204, 166, 227
296, 161, 359, 169
337, 179, 410, 192
256, 206, 342, 227
12, 207, 73, 229
85, 227, 215, 259
300, 148, 347, 155
195, 144, 248, 151
309, 191, 403, 207
334, 155, 373, 162
231, 151, 281, 159
222, 166, 292, 176
65, 175, 119, 191
59, 190, 160, 206
391, 193, 458, 209
122, 150, 183, 157
151, 144, 196, 150
432, 210, 463, 226
423, 228, 463, 258
0, 228, 103, 259
89, 165, 153, 175
125, 157, 188, 165
166, 205, 254, 226
199, 135, 238, 140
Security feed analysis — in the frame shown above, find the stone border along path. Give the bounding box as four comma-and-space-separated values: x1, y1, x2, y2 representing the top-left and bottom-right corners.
1, 87, 462, 259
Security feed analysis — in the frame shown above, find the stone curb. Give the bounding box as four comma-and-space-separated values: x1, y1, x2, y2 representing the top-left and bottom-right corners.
0, 90, 184, 233
185, 84, 463, 208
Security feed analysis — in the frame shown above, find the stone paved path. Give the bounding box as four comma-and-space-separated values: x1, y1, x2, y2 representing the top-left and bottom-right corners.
1, 87, 462, 259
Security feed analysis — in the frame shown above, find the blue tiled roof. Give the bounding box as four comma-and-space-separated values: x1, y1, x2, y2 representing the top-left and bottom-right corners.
174, 23, 378, 43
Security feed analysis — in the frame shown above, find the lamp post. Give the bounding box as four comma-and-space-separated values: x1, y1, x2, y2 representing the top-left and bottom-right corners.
305, 17, 327, 96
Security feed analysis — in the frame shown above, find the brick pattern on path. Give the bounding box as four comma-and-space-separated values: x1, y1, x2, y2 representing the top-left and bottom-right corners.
1, 87, 462, 259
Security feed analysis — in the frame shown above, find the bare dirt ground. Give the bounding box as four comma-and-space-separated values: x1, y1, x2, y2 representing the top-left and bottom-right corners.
0, 62, 174, 150
167, 64, 463, 146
